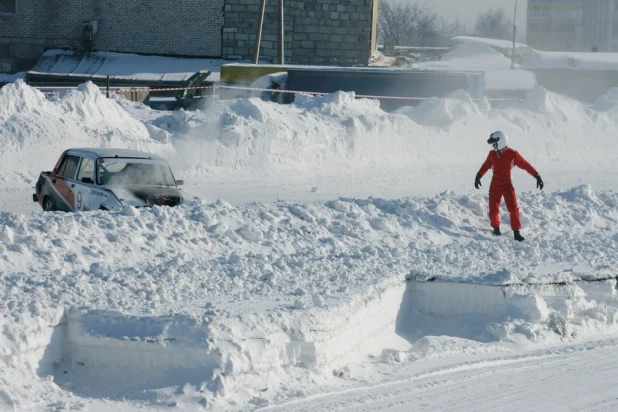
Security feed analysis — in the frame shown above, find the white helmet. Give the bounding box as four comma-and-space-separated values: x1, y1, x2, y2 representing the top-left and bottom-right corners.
487, 131, 509, 152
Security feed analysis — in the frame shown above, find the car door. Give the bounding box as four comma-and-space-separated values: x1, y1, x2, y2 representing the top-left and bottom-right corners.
52, 154, 80, 211
74, 157, 94, 211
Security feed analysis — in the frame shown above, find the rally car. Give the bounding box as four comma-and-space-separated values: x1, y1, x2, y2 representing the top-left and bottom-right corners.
34, 148, 184, 212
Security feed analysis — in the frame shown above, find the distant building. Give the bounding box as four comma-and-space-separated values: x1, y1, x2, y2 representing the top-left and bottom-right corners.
0, 0, 379, 73
527, 0, 618, 52
579, 0, 618, 52
527, 0, 578, 51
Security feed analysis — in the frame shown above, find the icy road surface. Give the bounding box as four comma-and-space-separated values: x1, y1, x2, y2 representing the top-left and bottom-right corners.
264, 337, 618, 411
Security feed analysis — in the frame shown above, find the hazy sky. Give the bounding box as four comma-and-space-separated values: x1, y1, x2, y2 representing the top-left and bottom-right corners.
418, 0, 528, 32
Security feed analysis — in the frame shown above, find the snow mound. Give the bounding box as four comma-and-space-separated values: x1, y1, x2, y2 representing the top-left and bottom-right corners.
0, 79, 48, 123
593, 87, 618, 111
2, 81, 618, 192
442, 41, 504, 60
394, 89, 490, 128
1, 188, 618, 408
0, 81, 173, 183
58, 82, 135, 124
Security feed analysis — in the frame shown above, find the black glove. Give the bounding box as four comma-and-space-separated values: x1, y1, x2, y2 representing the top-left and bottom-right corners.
535, 174, 544, 190
474, 173, 482, 190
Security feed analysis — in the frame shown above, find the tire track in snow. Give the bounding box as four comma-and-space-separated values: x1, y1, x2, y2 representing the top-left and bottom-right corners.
261, 338, 618, 411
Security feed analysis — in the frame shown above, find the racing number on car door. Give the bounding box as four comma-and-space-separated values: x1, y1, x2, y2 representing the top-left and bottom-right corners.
75, 157, 94, 211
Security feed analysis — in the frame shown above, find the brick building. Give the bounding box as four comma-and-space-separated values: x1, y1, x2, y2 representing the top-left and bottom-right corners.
0, 0, 378, 73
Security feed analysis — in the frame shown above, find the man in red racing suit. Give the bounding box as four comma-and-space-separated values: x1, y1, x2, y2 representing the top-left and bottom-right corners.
475, 131, 544, 242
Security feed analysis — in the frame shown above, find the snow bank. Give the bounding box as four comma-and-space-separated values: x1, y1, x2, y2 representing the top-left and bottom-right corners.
522, 50, 618, 71
3, 81, 618, 190
0, 80, 172, 184
417, 41, 536, 90
451, 36, 530, 52
1, 187, 618, 408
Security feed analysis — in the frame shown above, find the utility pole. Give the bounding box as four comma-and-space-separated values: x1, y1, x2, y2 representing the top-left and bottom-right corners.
511, 0, 518, 69
253, 0, 267, 64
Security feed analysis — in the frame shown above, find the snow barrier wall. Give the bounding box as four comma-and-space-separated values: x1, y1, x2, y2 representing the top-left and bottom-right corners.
5, 276, 618, 405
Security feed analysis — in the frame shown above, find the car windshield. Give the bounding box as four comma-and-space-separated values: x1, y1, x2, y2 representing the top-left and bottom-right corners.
97, 159, 176, 187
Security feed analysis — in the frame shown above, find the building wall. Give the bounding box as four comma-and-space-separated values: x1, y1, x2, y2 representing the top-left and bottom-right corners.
580, 0, 616, 52
223, 0, 374, 65
1, 0, 376, 73
0, 0, 224, 72
527, 0, 618, 52
527, 0, 578, 51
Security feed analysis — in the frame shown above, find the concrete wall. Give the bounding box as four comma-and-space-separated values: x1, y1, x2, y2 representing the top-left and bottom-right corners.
223, 0, 374, 65
0, 0, 224, 72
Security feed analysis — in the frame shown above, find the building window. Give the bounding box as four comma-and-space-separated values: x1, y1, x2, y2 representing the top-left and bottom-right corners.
0, 0, 16, 14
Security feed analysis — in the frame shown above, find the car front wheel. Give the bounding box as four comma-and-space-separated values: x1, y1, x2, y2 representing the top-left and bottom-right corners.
43, 196, 56, 212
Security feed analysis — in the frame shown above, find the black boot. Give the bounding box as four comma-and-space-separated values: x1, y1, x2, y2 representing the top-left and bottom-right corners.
514, 230, 525, 242
492, 226, 501, 236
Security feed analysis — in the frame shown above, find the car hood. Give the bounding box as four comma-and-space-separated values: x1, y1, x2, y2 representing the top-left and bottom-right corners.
109, 186, 183, 207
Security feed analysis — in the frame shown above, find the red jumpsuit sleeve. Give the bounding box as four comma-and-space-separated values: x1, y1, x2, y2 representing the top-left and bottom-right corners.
514, 151, 538, 176
477, 152, 492, 177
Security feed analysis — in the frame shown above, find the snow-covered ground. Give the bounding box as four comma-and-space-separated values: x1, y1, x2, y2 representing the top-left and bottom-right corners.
522, 50, 618, 71
2, 48, 618, 411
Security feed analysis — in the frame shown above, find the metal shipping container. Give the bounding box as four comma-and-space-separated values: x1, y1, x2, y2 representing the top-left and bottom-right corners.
286, 67, 485, 111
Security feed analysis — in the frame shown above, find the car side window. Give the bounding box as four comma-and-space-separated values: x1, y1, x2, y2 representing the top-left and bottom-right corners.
57, 155, 80, 179
76, 157, 95, 183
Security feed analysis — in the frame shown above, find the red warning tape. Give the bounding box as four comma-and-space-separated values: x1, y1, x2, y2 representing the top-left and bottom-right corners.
36, 84, 523, 102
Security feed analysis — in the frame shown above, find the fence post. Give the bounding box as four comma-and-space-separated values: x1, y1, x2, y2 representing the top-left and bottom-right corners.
106, 75, 110, 98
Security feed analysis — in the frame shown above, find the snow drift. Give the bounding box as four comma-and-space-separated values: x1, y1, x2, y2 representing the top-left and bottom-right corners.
1, 188, 618, 409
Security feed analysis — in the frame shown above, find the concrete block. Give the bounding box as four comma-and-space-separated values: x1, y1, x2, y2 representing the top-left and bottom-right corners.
0, 43, 10, 57
324, 42, 339, 50
345, 50, 361, 58
13, 43, 44, 59
300, 40, 315, 48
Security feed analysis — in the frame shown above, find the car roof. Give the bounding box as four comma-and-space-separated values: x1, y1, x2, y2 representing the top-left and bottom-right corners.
66, 148, 165, 160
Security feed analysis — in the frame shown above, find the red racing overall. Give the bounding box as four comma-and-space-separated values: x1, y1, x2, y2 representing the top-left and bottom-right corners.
477, 148, 538, 231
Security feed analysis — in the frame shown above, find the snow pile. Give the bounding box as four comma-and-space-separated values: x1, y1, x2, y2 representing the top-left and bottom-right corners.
0, 80, 171, 184
417, 41, 536, 90
450, 36, 530, 52
1, 187, 618, 409
522, 50, 618, 71
2, 81, 618, 196
594, 87, 618, 111
443, 41, 508, 61
3, 76, 618, 409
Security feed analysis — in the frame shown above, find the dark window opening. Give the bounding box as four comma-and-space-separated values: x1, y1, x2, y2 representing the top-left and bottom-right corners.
0, 0, 16, 14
